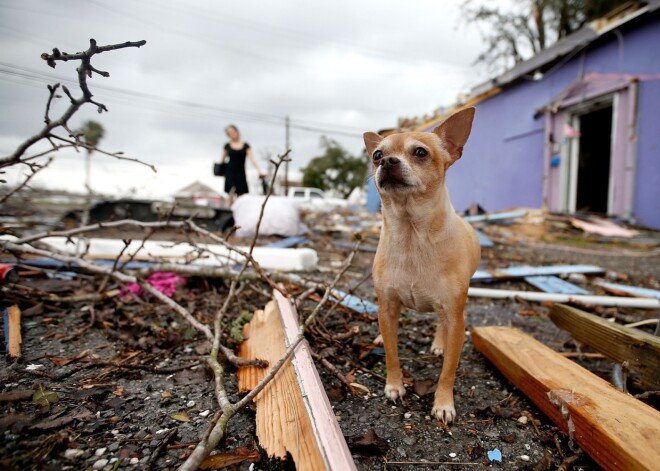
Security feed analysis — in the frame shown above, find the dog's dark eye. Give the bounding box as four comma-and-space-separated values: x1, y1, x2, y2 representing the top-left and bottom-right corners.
414, 147, 428, 158
373, 150, 383, 160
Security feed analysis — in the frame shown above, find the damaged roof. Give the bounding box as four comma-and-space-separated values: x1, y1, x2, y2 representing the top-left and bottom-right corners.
470, 0, 660, 96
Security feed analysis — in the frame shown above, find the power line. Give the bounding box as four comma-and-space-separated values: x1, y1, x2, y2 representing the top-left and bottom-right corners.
0, 63, 365, 138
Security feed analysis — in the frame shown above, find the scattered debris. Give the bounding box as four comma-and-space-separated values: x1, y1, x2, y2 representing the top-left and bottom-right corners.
7, 235, 320, 272
463, 210, 527, 223
594, 280, 660, 299
468, 287, 660, 308
524, 275, 591, 295
2, 188, 658, 469
0, 263, 19, 283
265, 236, 310, 248
3, 304, 22, 358
472, 326, 660, 471
472, 264, 604, 282
473, 228, 494, 247
487, 448, 502, 462
198, 447, 261, 470
329, 289, 378, 316
232, 195, 308, 237
570, 216, 639, 238
121, 272, 186, 299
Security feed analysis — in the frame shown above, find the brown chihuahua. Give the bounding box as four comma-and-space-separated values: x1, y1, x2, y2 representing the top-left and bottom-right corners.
363, 107, 480, 424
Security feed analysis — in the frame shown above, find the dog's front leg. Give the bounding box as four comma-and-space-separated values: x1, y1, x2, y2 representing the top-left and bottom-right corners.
432, 297, 466, 424
377, 292, 405, 400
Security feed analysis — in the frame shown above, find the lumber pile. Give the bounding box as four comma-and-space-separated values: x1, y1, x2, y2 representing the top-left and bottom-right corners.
472, 326, 660, 471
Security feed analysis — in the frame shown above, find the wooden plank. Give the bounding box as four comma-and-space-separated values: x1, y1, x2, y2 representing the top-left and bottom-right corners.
472, 264, 604, 282
274, 291, 356, 471
550, 304, 660, 388
594, 280, 660, 300
524, 275, 591, 295
472, 326, 660, 471
467, 287, 660, 309
4, 305, 22, 359
237, 298, 356, 471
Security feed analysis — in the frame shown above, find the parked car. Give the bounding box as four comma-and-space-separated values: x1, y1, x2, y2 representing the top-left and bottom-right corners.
285, 187, 347, 212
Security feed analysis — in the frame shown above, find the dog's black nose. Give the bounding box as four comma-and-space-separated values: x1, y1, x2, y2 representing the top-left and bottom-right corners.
382, 157, 400, 168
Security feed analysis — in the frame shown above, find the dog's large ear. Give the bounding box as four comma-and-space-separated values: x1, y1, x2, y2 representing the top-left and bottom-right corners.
363, 132, 383, 157
432, 107, 475, 164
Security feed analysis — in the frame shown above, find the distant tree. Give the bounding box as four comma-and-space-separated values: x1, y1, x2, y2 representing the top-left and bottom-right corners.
78, 120, 105, 195
462, 0, 631, 73
302, 137, 368, 199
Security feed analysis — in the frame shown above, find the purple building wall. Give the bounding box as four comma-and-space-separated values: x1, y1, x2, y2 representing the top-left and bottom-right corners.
635, 79, 660, 227
425, 13, 660, 228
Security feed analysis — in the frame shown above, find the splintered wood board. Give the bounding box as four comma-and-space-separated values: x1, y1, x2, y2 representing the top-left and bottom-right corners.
472, 326, 660, 471
550, 304, 660, 389
238, 296, 356, 471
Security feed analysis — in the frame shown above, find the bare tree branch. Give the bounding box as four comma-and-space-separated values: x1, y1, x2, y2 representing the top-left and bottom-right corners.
0, 38, 146, 169
0, 157, 53, 205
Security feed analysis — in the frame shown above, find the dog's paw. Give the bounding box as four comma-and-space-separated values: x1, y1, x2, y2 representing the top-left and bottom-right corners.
384, 383, 406, 401
430, 344, 444, 356
373, 334, 383, 346
431, 401, 456, 424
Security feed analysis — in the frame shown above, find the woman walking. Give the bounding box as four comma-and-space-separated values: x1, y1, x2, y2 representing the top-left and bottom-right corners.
220, 125, 265, 204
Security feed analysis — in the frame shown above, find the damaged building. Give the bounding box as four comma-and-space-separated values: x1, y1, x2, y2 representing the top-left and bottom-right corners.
413, 1, 660, 228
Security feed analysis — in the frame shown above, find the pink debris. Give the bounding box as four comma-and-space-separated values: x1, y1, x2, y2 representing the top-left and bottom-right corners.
570, 217, 639, 238
121, 272, 187, 299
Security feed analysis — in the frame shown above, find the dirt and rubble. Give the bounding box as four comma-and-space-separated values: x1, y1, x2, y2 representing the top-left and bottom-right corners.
1, 210, 659, 470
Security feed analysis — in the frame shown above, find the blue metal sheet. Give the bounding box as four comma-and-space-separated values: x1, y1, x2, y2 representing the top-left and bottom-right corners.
332, 241, 377, 252
1, 258, 153, 269
464, 210, 527, 223
264, 236, 309, 248
524, 276, 591, 295
330, 289, 378, 316
2, 308, 9, 353
595, 280, 660, 300
472, 264, 604, 282
474, 229, 494, 247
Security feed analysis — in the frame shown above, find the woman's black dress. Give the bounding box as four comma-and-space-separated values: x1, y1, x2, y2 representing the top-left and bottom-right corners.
223, 142, 250, 195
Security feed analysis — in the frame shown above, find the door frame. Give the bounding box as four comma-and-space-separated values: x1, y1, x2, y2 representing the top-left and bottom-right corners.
563, 96, 616, 214
544, 76, 638, 219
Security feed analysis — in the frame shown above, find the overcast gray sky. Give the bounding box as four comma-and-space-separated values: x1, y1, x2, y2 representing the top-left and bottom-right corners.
0, 0, 497, 198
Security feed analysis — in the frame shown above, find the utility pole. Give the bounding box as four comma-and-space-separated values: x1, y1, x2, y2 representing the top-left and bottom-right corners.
85, 151, 92, 200
285, 116, 290, 194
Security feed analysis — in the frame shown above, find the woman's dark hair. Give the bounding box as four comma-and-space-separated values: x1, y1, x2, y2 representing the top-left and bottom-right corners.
225, 124, 240, 138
